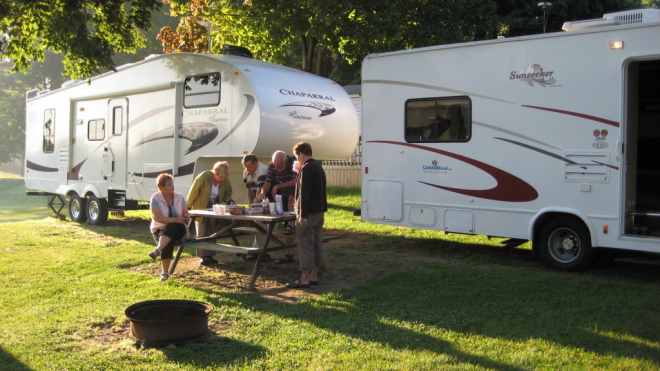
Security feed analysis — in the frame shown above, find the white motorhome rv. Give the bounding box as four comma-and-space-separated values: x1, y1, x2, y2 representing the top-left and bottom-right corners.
361, 9, 660, 270
25, 51, 359, 225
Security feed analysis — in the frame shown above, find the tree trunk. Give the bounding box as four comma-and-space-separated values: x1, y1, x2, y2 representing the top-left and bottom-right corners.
300, 35, 316, 73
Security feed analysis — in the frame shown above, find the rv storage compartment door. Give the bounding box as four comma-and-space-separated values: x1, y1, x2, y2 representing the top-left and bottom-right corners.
366, 180, 403, 222
444, 209, 474, 234
409, 207, 436, 227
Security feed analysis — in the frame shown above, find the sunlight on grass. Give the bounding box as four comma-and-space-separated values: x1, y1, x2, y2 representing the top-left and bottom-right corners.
1, 182, 659, 370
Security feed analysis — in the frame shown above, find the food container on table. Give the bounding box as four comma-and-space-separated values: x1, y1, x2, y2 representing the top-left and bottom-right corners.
248, 203, 264, 215
228, 205, 246, 215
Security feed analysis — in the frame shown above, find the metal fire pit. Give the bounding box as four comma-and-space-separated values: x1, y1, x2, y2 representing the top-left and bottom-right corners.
125, 299, 213, 346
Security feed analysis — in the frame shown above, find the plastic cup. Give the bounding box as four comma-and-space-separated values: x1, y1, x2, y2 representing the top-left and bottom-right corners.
269, 202, 276, 215
213, 204, 221, 214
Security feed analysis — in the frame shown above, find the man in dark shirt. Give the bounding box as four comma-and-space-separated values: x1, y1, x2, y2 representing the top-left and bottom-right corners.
286, 141, 327, 289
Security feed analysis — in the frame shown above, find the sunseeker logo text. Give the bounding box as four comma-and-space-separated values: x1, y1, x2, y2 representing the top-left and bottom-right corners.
423, 160, 451, 173
510, 64, 559, 87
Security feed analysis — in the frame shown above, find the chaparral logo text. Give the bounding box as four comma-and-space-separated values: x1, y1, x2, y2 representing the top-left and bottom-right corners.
279, 89, 336, 101
510, 64, 558, 87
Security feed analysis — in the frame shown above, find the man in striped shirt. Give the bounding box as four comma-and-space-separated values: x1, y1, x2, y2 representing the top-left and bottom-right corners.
257, 150, 298, 263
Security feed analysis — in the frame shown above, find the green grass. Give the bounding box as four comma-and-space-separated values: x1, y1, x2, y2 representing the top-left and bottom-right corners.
1, 178, 659, 370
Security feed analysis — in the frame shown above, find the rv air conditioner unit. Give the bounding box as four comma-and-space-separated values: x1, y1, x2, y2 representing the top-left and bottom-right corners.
222, 44, 253, 58
562, 9, 660, 31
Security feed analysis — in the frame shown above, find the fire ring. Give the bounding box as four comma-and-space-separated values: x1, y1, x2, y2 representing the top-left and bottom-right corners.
125, 299, 213, 346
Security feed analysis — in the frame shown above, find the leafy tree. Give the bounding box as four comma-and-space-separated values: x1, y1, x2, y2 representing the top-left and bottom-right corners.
0, 5, 175, 165
0, 0, 163, 79
496, 0, 643, 36
159, 0, 501, 84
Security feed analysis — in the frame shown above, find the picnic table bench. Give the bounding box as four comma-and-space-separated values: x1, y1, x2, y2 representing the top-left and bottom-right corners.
169, 210, 297, 290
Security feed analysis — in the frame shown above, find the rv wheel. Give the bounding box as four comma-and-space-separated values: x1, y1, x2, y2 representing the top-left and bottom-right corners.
69, 193, 87, 223
86, 194, 109, 226
538, 216, 595, 271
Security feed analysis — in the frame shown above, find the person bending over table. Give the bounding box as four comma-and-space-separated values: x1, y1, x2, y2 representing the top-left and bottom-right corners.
242, 154, 269, 204
286, 141, 327, 289
186, 161, 235, 266
257, 150, 297, 263
148, 173, 190, 281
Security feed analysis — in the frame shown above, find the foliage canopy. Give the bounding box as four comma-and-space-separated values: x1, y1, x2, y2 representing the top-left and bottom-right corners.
0, 0, 162, 79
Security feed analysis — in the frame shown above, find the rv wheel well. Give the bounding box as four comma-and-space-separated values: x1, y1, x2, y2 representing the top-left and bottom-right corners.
532, 213, 588, 251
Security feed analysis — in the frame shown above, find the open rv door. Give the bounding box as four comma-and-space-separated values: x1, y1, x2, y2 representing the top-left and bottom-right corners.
623, 58, 660, 237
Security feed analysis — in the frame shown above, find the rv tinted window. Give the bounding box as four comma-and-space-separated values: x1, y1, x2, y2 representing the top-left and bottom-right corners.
43, 109, 55, 153
405, 97, 471, 142
88, 119, 105, 141
183, 73, 221, 108
112, 106, 123, 136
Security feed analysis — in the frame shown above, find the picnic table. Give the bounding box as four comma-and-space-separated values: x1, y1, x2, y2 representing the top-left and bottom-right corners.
169, 210, 296, 290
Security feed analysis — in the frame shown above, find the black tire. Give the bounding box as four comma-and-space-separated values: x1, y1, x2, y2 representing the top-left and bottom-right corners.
69, 193, 87, 223
538, 216, 595, 271
86, 194, 109, 226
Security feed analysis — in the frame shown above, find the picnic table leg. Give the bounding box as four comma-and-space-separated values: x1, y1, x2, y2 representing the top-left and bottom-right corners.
247, 222, 276, 290
168, 244, 184, 275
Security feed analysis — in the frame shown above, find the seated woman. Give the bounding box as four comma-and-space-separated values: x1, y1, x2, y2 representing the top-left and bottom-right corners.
148, 173, 190, 281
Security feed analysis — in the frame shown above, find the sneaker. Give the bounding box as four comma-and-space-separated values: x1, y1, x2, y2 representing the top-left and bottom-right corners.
148, 249, 160, 260
199, 256, 219, 266
159, 273, 169, 281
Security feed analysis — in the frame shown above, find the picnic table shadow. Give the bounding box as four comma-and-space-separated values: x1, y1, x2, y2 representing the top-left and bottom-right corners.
210, 264, 660, 369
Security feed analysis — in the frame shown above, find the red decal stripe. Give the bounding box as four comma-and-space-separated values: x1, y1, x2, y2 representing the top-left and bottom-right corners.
522, 105, 619, 127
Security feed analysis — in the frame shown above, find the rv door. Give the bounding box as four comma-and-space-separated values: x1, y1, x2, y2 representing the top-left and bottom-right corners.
107, 98, 128, 189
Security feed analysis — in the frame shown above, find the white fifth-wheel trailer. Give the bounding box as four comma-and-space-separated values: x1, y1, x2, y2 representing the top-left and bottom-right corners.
360, 9, 660, 270
25, 50, 359, 225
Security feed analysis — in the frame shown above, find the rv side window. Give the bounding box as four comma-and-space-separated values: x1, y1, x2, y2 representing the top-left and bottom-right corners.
405, 97, 471, 142
88, 119, 105, 141
112, 106, 123, 136
43, 109, 55, 153
183, 73, 221, 108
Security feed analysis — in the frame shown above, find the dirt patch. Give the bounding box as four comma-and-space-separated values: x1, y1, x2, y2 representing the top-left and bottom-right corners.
131, 227, 449, 303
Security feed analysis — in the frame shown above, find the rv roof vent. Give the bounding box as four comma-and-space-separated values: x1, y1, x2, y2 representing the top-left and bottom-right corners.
563, 9, 660, 31
604, 9, 660, 24
222, 44, 253, 58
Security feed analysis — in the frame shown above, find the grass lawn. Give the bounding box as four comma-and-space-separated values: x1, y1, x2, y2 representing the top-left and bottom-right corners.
1, 177, 659, 370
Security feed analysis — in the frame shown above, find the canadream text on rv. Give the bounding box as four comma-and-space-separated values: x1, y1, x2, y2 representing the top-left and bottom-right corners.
279, 89, 336, 101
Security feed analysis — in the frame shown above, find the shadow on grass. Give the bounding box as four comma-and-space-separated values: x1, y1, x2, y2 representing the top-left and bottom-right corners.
158, 333, 267, 367
218, 263, 660, 369
0, 345, 32, 371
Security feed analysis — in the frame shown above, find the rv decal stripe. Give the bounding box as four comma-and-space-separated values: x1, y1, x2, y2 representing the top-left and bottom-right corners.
133, 122, 218, 155
494, 138, 577, 164
591, 160, 619, 170
26, 161, 58, 172
362, 79, 516, 105
369, 141, 538, 202
134, 162, 195, 178
474, 121, 560, 150
217, 94, 255, 144
280, 101, 336, 117
522, 105, 619, 127
129, 106, 174, 130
